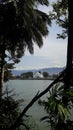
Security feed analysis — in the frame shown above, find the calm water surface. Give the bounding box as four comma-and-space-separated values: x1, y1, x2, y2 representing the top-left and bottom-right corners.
5, 80, 52, 130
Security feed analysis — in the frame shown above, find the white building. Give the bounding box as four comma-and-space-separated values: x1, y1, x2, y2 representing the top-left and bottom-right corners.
33, 72, 43, 79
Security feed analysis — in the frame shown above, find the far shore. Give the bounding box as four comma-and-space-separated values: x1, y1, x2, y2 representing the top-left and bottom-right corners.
10, 77, 57, 80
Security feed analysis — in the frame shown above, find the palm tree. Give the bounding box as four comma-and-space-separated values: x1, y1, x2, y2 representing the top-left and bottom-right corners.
0, 0, 51, 93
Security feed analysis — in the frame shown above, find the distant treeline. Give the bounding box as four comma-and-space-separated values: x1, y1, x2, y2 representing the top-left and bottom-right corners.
11, 71, 59, 80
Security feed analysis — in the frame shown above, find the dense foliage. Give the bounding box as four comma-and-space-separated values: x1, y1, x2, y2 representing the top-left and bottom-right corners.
43, 72, 49, 78
21, 72, 33, 79
50, 0, 68, 39
38, 83, 73, 130
0, 87, 39, 130
0, 88, 22, 130
0, 0, 51, 92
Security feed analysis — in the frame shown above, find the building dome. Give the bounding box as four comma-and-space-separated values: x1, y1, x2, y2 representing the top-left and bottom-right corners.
33, 72, 43, 79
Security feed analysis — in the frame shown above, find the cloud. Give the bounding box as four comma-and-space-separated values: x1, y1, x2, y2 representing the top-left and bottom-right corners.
14, 17, 67, 70
14, 36, 67, 70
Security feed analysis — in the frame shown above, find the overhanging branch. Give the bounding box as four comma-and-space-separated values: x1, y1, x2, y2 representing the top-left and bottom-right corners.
9, 68, 65, 130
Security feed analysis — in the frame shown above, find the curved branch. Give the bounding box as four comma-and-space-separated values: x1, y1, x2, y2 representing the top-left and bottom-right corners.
9, 69, 65, 130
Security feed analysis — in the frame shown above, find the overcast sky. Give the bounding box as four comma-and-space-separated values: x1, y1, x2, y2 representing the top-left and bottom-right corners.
14, 1, 67, 70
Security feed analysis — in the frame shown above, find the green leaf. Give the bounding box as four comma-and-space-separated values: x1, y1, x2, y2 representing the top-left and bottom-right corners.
58, 104, 70, 119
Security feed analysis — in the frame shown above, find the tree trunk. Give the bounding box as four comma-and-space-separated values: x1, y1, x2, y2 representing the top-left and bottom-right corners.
66, 0, 73, 84
64, 0, 73, 87
0, 36, 6, 94
0, 57, 5, 94
63, 0, 73, 104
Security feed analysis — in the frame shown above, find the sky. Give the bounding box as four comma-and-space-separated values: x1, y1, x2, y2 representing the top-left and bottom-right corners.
14, 1, 67, 70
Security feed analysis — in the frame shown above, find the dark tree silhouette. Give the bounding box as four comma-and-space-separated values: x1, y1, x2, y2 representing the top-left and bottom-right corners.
49, 0, 73, 103
0, 0, 51, 93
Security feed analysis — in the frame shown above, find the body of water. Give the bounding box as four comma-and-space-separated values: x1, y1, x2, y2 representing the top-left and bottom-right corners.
4, 80, 52, 130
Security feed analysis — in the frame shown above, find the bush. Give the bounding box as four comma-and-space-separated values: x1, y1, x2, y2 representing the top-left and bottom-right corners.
38, 83, 73, 130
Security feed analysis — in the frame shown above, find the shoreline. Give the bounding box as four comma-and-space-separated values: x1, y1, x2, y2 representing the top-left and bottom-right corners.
10, 77, 56, 80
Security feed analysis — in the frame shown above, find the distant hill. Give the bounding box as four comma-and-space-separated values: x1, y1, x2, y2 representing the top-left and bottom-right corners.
12, 70, 35, 76
39, 67, 64, 75
12, 67, 64, 76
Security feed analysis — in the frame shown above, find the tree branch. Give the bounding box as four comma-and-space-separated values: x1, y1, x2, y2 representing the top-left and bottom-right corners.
58, 18, 66, 24
8, 69, 65, 130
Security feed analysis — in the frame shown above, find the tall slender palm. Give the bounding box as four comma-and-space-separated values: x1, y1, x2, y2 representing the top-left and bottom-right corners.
0, 0, 51, 93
